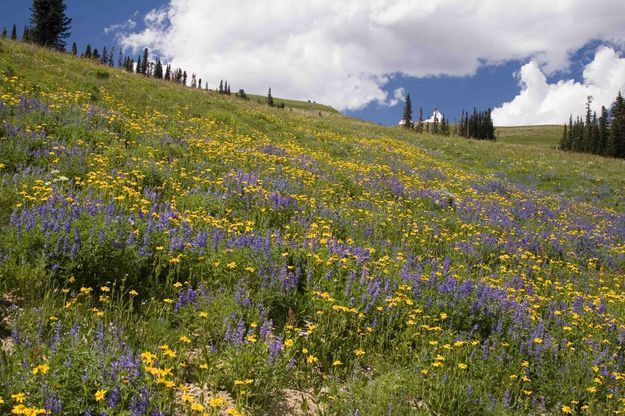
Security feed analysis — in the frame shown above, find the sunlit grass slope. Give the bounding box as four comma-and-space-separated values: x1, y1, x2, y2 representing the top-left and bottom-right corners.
1, 38, 625, 415
496, 125, 563, 146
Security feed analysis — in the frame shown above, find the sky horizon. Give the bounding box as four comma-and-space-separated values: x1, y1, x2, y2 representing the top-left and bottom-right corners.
2, 0, 625, 127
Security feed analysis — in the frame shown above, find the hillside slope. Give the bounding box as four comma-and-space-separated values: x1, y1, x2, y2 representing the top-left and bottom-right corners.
1, 39, 625, 415
496, 125, 563, 146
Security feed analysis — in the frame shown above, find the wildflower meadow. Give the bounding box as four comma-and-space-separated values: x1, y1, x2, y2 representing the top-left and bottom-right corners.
1, 39, 625, 415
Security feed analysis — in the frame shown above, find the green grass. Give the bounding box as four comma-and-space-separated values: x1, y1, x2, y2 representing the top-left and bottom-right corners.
495, 125, 563, 146
1, 38, 625, 416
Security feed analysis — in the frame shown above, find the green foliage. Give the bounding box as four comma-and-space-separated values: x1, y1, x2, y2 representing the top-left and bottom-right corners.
29, 0, 72, 50
401, 93, 412, 128
560, 93, 625, 158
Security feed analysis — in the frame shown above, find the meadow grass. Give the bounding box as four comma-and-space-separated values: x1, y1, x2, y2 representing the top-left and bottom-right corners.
1, 38, 625, 415
495, 125, 563, 147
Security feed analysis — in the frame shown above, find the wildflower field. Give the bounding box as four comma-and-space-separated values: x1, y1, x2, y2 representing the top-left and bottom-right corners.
1, 39, 625, 415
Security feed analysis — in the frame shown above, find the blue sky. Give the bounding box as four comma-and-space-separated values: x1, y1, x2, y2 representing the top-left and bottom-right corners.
2, 1, 624, 126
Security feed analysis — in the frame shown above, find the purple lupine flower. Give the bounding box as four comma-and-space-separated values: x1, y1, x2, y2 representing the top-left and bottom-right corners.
259, 319, 273, 341
44, 393, 62, 414
107, 387, 121, 408
268, 336, 283, 363
130, 388, 150, 416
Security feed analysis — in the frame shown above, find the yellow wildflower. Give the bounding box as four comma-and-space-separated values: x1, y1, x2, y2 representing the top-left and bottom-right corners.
95, 389, 107, 402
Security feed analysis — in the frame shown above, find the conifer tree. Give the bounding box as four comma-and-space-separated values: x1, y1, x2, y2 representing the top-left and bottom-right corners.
154, 60, 163, 79
267, 88, 274, 106
599, 106, 609, 155
401, 94, 413, 128
431, 108, 440, 134
440, 116, 450, 136
92, 48, 99, 60
560, 123, 568, 150
101, 46, 108, 65
23, 26, 33, 42
11, 24, 18, 40
416, 108, 424, 133
589, 112, 600, 154
108, 46, 114, 67
141, 48, 148, 75
219, 80, 223, 94
608, 92, 625, 158
583, 96, 593, 152
198, 79, 202, 89
30, 0, 72, 50
84, 44, 91, 58
1, 28, 7, 39
457, 108, 495, 140
135, 56, 141, 74
118, 50, 123, 68
164, 64, 171, 81
71, 41, 77, 55
182, 71, 187, 86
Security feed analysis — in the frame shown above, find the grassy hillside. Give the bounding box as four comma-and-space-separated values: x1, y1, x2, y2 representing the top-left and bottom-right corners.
496, 125, 563, 146
1, 39, 625, 415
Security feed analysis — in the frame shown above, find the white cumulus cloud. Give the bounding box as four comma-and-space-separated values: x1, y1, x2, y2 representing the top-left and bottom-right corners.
119, 0, 625, 111
492, 47, 625, 126
104, 19, 137, 35
387, 87, 406, 107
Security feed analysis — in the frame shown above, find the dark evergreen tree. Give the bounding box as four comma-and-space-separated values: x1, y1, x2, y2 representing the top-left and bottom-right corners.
559, 123, 568, 150
141, 48, 148, 75
1, 28, 7, 39
101, 46, 108, 65
227, 83, 231, 95
164, 64, 171, 81
84, 44, 91, 58
22, 26, 33, 42
92, 48, 99, 60
198, 79, 202, 89
583, 96, 593, 152
599, 106, 609, 155
457, 108, 495, 140
182, 71, 187, 86
416, 107, 424, 133
401, 93, 412, 128
431, 108, 440, 134
154, 59, 163, 79
135, 55, 141, 73
267, 88, 274, 106
608, 92, 625, 158
108, 46, 114, 67
71, 41, 77, 55
30, 0, 72, 50
237, 89, 248, 100
118, 50, 123, 68
440, 116, 450, 136
219, 80, 223, 94
589, 112, 600, 154
11, 24, 18, 40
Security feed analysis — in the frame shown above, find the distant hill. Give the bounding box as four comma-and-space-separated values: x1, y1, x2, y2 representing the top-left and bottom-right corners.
496, 125, 563, 146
